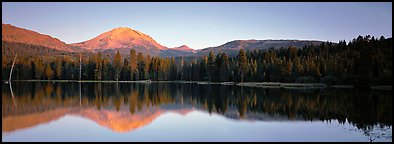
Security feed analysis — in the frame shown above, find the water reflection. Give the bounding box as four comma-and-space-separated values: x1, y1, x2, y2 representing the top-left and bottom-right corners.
2, 82, 392, 141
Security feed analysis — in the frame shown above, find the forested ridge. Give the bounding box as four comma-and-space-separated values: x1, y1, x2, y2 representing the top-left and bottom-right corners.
2, 35, 392, 87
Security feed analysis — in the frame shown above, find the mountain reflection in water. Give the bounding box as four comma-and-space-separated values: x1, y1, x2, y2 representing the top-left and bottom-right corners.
2, 82, 392, 141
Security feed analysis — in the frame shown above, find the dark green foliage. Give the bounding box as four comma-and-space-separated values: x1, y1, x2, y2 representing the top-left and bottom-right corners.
113, 51, 122, 81
321, 75, 340, 86
237, 49, 248, 82
2, 35, 392, 87
207, 50, 215, 81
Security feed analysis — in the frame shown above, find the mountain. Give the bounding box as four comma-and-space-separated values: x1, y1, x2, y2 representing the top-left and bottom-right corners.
70, 27, 200, 57
76, 108, 164, 133
171, 45, 195, 52
2, 104, 303, 133
195, 39, 324, 56
159, 45, 195, 57
2, 108, 78, 133
2, 24, 325, 57
70, 27, 168, 56
2, 24, 75, 52
2, 105, 193, 133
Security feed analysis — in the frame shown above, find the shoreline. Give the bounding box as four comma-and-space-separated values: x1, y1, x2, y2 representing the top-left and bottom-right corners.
3, 80, 391, 90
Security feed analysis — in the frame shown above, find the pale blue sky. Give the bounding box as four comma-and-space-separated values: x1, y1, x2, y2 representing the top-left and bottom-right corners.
2, 2, 392, 49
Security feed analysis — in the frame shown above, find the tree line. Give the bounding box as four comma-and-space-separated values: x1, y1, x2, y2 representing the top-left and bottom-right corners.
2, 35, 392, 87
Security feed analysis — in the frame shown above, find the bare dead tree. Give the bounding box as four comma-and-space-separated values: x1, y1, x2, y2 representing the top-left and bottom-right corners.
79, 53, 82, 81
9, 54, 17, 82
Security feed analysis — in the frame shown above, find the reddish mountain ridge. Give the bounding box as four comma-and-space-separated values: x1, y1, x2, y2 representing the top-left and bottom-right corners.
70, 27, 167, 51
2, 107, 193, 133
2, 24, 325, 57
2, 24, 73, 52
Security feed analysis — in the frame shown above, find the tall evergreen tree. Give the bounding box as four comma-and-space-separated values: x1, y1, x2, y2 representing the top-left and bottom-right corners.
34, 59, 44, 80
207, 50, 215, 81
95, 52, 103, 81
137, 52, 145, 80
44, 64, 53, 80
220, 53, 229, 82
113, 51, 123, 81
129, 49, 137, 80
55, 59, 62, 80
238, 49, 248, 82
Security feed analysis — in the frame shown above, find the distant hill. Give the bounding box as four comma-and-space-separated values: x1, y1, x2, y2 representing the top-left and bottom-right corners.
195, 39, 324, 56
159, 45, 196, 57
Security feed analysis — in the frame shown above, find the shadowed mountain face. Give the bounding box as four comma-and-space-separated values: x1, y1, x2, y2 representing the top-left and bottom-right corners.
159, 45, 196, 57
195, 40, 324, 56
2, 82, 391, 136
2, 24, 74, 52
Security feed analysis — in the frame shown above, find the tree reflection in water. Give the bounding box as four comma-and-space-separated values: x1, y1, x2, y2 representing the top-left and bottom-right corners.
2, 82, 392, 140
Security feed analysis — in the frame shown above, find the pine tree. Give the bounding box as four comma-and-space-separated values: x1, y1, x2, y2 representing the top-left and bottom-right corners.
137, 52, 145, 80
207, 50, 215, 81
238, 49, 248, 82
122, 58, 130, 81
214, 52, 222, 82
129, 49, 137, 80
95, 52, 103, 81
113, 51, 123, 81
220, 52, 229, 82
102, 55, 111, 80
34, 59, 44, 80
55, 59, 62, 80
170, 57, 177, 80
44, 64, 53, 80
145, 55, 151, 80
199, 56, 208, 81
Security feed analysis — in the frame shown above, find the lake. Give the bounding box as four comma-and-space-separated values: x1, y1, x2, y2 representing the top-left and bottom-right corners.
2, 82, 392, 142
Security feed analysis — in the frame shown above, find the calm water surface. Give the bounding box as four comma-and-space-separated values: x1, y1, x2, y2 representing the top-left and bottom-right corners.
2, 82, 392, 142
